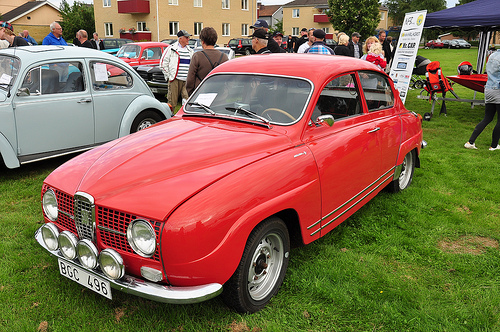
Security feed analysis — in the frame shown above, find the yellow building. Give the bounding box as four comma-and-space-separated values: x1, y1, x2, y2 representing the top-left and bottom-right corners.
93, 0, 258, 46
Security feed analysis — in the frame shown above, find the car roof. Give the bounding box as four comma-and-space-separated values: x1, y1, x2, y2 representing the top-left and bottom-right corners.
210, 53, 384, 82
123, 42, 168, 47
0, 45, 121, 62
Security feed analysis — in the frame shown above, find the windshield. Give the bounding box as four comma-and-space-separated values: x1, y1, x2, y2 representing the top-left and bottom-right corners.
185, 74, 312, 125
116, 45, 141, 58
0, 55, 20, 91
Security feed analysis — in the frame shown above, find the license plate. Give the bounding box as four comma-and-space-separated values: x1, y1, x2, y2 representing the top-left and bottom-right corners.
58, 259, 112, 299
150, 87, 158, 93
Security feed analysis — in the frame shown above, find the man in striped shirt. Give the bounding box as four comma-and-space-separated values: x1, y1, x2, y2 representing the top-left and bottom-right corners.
160, 30, 194, 110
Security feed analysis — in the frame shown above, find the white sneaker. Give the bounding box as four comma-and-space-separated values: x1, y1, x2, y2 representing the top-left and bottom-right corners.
489, 145, 500, 151
464, 142, 477, 149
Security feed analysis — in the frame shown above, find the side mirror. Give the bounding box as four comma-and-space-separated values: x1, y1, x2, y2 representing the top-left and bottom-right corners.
317, 115, 334, 127
16, 87, 30, 96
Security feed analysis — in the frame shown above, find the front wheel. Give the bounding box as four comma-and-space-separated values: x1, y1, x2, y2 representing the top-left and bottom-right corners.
387, 150, 416, 192
222, 217, 290, 313
130, 111, 163, 133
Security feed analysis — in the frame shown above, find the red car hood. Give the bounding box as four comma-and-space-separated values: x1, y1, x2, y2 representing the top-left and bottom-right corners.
46, 117, 292, 221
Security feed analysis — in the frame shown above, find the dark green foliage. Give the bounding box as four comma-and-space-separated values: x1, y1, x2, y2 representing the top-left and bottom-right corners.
59, 0, 95, 43
327, 0, 381, 38
385, 0, 446, 27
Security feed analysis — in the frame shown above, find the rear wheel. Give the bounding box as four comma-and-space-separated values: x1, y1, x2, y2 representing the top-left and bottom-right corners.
130, 111, 163, 133
387, 150, 415, 192
223, 217, 290, 313
245, 48, 252, 56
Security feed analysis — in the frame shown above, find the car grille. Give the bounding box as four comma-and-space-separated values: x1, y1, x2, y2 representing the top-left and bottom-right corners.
138, 71, 149, 80
42, 185, 161, 262
151, 72, 167, 83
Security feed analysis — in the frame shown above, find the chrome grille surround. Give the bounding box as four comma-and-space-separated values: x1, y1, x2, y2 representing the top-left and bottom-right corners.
74, 192, 96, 241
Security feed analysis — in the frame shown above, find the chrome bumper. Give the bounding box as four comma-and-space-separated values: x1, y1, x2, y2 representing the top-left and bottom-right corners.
34, 225, 223, 304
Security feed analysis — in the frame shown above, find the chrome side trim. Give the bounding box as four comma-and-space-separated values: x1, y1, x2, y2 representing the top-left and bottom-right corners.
309, 167, 395, 236
97, 225, 126, 236
35, 226, 223, 304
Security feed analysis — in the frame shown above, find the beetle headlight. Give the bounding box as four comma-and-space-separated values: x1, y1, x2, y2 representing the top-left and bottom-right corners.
127, 219, 156, 257
58, 231, 78, 260
99, 249, 125, 280
41, 223, 59, 251
77, 239, 99, 269
42, 189, 58, 221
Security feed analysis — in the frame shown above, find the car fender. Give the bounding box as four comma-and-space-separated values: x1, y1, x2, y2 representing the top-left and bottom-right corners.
118, 96, 172, 137
397, 112, 422, 166
0, 133, 19, 169
161, 145, 322, 286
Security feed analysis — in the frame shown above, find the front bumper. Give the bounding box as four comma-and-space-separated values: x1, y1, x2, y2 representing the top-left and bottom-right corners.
35, 225, 222, 304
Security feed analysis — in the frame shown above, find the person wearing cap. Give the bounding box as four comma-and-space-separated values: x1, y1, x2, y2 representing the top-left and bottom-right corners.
287, 34, 295, 53
348, 32, 363, 58
272, 31, 287, 53
305, 29, 335, 55
297, 28, 315, 54
160, 30, 194, 109
251, 29, 271, 54
0, 22, 29, 47
42, 22, 67, 46
294, 28, 309, 53
250, 19, 281, 53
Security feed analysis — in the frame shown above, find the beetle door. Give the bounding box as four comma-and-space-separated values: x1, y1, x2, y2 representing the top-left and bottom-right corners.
304, 73, 382, 237
14, 61, 94, 159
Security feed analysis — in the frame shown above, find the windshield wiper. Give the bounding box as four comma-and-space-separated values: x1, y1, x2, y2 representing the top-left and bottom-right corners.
226, 106, 270, 126
187, 102, 216, 115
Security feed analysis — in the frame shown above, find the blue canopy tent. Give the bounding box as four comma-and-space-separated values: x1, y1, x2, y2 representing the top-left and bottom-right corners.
424, 0, 500, 74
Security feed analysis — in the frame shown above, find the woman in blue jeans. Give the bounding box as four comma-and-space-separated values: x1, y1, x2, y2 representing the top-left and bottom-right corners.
465, 49, 500, 151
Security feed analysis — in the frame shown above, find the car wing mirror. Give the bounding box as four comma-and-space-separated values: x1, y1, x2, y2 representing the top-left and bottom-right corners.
16, 87, 31, 96
316, 115, 334, 127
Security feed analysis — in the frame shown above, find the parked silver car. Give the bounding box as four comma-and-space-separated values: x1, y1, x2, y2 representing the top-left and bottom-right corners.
0, 46, 172, 169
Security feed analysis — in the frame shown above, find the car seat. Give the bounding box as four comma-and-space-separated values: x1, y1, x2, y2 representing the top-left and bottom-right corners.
424, 61, 458, 116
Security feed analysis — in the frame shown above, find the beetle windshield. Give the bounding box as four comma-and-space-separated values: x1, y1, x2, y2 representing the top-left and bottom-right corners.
0, 55, 20, 91
185, 74, 312, 125
116, 45, 141, 59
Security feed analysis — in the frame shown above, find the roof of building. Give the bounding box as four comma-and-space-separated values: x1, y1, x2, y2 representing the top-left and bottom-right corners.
258, 5, 283, 17
283, 0, 327, 7
2, 0, 59, 23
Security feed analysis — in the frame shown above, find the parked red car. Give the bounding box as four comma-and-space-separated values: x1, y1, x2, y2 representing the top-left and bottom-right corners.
115, 42, 168, 68
36, 54, 425, 313
425, 40, 444, 49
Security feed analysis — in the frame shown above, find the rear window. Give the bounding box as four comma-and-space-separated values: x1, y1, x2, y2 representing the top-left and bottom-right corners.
228, 39, 239, 46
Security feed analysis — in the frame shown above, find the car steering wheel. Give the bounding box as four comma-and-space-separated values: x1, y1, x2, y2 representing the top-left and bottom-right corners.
261, 108, 296, 121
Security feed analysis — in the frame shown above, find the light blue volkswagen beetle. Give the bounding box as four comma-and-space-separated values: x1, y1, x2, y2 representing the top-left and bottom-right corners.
0, 46, 172, 169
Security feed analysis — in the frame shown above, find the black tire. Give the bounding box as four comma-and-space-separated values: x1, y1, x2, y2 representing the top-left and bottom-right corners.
245, 48, 252, 56
222, 217, 290, 313
387, 150, 416, 193
130, 110, 163, 133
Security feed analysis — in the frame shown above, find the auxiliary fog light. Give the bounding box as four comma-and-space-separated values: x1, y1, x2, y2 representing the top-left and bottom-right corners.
58, 231, 79, 260
141, 266, 164, 282
41, 223, 60, 251
42, 189, 58, 221
127, 219, 156, 258
77, 239, 99, 269
99, 249, 125, 280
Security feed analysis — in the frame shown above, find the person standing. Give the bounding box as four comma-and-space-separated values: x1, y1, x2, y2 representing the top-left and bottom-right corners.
76, 30, 93, 48
23, 30, 37, 45
251, 29, 271, 54
250, 20, 281, 53
348, 32, 363, 58
186, 27, 228, 95
160, 30, 194, 109
297, 28, 315, 53
294, 28, 308, 53
464, 49, 500, 151
42, 22, 67, 45
378, 30, 393, 67
334, 34, 351, 56
91, 32, 105, 50
0, 22, 29, 47
305, 29, 335, 55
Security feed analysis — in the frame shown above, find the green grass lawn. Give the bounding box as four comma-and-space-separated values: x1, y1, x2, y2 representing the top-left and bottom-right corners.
1, 48, 499, 331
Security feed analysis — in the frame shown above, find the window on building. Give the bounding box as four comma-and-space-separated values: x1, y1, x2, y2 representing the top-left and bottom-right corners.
380, 12, 386, 20
194, 22, 203, 36
103, 0, 111, 7
292, 27, 299, 35
241, 24, 249, 36
137, 22, 147, 32
104, 23, 113, 37
169, 0, 178, 5
293, 9, 299, 18
169, 22, 179, 36
241, 0, 248, 10
324, 28, 329, 33
222, 23, 230, 36
222, 0, 229, 9
194, 0, 202, 7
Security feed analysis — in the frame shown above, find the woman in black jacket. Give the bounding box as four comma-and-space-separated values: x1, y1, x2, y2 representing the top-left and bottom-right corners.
334, 33, 350, 56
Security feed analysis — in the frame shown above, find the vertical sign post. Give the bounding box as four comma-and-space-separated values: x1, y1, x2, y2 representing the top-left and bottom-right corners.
389, 10, 427, 104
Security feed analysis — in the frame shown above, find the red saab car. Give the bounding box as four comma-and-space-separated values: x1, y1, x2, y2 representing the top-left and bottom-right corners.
36, 54, 425, 313
115, 42, 168, 68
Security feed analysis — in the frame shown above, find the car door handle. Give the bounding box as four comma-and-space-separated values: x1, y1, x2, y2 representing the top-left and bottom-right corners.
77, 98, 92, 103
368, 127, 380, 133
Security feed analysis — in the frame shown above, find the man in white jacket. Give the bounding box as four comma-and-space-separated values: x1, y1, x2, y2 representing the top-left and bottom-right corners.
160, 30, 194, 110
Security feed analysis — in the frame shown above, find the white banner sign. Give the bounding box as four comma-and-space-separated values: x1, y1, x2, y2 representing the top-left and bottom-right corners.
389, 10, 427, 104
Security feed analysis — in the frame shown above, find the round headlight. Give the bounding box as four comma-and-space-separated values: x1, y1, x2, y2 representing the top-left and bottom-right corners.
41, 223, 60, 251
58, 231, 79, 260
127, 219, 156, 257
77, 239, 99, 269
99, 249, 125, 280
42, 189, 58, 221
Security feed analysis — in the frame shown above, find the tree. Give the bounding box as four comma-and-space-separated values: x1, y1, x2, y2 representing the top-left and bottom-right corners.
269, 18, 284, 35
385, 0, 446, 27
59, 0, 95, 43
327, 0, 380, 38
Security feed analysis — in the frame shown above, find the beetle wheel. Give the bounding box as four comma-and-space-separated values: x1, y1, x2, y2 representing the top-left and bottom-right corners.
131, 111, 163, 133
222, 217, 290, 313
261, 108, 295, 121
387, 150, 415, 192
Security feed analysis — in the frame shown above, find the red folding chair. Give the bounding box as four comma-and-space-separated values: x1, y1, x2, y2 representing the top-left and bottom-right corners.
424, 61, 459, 116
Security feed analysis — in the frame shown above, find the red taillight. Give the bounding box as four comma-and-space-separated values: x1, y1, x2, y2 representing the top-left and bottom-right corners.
238, 40, 242, 48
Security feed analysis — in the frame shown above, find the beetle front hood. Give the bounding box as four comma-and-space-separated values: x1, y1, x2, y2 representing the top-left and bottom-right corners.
46, 117, 292, 221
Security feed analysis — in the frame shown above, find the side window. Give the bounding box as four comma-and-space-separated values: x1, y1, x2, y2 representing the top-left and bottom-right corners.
311, 73, 362, 122
144, 47, 162, 60
359, 71, 394, 112
21, 62, 84, 95
90, 61, 133, 90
